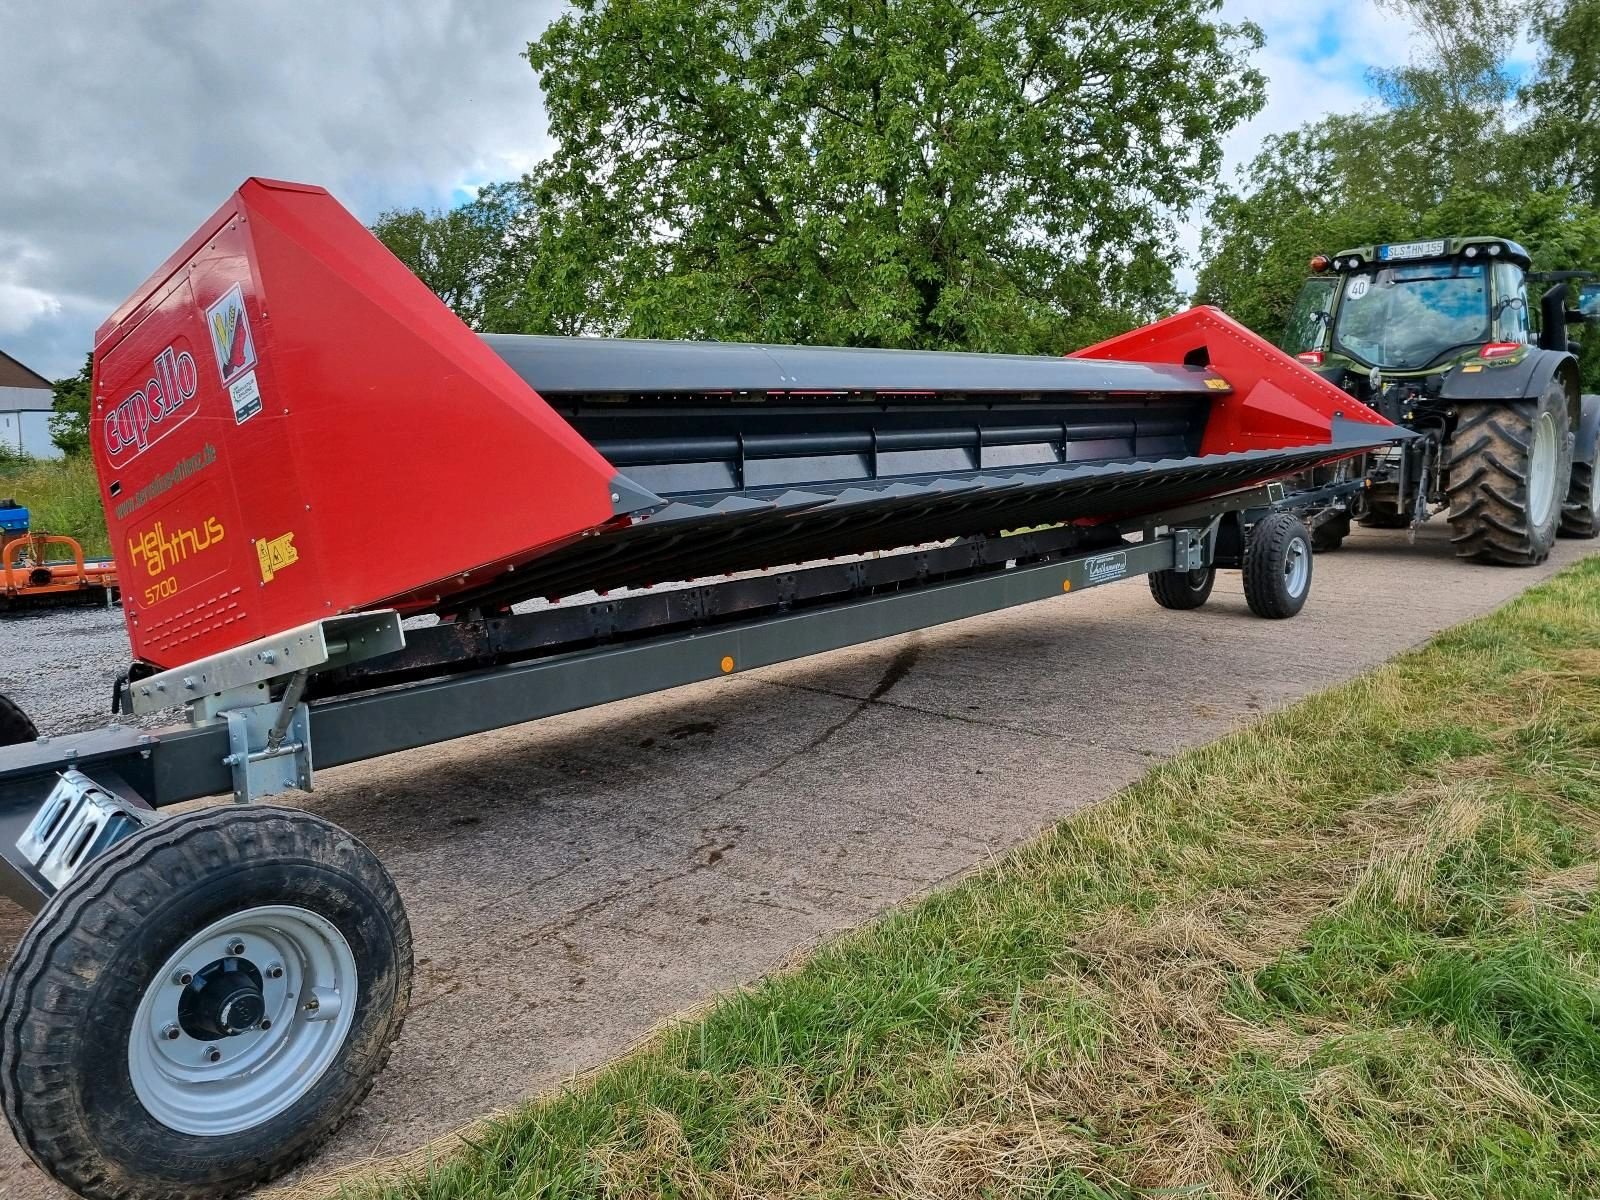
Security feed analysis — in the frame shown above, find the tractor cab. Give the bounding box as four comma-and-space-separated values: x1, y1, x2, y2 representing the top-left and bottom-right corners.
1283, 238, 1535, 396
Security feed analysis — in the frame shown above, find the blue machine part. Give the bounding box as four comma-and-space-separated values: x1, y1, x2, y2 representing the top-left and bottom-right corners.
0, 501, 28, 537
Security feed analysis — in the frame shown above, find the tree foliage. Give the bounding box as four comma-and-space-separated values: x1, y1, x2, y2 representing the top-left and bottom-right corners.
49, 353, 93, 457
370, 185, 527, 327
482, 0, 1266, 352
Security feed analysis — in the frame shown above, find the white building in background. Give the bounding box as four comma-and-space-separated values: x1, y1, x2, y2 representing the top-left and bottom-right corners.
0, 349, 59, 459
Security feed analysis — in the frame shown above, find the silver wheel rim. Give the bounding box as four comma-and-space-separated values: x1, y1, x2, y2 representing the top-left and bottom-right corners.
129, 904, 358, 1136
1284, 536, 1309, 598
1529, 411, 1558, 528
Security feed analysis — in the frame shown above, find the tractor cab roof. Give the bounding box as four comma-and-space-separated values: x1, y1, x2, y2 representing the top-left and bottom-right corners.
1325, 237, 1531, 273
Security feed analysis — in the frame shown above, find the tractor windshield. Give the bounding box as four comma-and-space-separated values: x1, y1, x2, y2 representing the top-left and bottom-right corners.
1332, 261, 1490, 369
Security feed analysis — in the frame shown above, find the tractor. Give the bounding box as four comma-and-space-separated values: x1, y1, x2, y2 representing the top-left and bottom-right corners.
1280, 238, 1599, 564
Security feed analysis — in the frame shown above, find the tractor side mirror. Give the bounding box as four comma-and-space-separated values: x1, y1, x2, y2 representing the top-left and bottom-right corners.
1539, 284, 1571, 351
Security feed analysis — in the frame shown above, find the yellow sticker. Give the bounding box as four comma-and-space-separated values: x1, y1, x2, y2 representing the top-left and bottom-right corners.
1204, 377, 1230, 390
257, 531, 300, 583
1462, 363, 1483, 372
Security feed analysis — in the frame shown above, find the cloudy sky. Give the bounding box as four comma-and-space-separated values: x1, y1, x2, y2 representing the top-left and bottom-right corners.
0, 1, 1476, 380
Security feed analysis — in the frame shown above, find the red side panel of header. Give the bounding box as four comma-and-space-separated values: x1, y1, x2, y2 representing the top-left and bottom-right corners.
91, 179, 620, 668
1071, 305, 1392, 455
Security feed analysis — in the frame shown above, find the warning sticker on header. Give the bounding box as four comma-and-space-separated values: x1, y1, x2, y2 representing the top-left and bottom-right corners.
205, 283, 258, 387
228, 369, 263, 425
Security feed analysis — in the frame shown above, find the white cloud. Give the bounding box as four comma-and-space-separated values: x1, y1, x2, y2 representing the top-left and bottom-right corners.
0, 0, 561, 377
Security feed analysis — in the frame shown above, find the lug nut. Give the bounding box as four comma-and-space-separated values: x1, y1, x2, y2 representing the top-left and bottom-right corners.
161, 1024, 180, 1041
226, 939, 245, 956
258, 1018, 272, 1031
203, 1046, 222, 1064
172, 968, 193, 986
303, 996, 320, 1013
265, 962, 284, 979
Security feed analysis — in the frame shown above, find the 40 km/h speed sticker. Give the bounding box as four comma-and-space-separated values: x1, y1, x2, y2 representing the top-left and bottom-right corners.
1347, 277, 1371, 301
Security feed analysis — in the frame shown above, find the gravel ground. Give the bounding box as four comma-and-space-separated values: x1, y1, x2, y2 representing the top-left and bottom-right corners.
0, 525, 1596, 1200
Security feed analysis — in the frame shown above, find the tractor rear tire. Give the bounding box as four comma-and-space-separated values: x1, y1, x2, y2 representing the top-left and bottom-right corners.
1446, 379, 1572, 565
1243, 512, 1313, 619
1559, 404, 1599, 539
0, 694, 36, 746
1149, 566, 1215, 610
1, 806, 412, 1200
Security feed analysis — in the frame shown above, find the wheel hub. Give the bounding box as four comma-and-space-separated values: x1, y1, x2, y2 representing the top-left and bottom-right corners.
128, 905, 358, 1136
1529, 410, 1558, 529
178, 959, 265, 1039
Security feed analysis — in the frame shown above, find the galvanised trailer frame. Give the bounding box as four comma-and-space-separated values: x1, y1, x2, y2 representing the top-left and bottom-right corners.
0, 482, 1280, 914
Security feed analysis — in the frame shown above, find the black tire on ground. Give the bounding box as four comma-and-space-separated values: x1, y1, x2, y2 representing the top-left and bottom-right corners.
1149, 565, 1216, 610
1446, 379, 1574, 565
1357, 504, 1411, 529
1559, 402, 1599, 538
1311, 514, 1350, 552
1243, 512, 1313, 619
1, 806, 412, 1200
0, 694, 36, 746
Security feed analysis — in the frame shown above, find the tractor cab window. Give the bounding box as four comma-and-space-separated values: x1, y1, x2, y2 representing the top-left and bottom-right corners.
1492, 261, 1530, 343
1332, 260, 1490, 369
1280, 277, 1337, 355
1582, 283, 1600, 320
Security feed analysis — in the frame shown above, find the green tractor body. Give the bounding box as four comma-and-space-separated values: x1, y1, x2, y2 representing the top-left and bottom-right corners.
1281, 238, 1599, 563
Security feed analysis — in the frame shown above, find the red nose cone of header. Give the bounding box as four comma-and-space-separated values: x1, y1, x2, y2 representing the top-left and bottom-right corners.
92, 178, 623, 668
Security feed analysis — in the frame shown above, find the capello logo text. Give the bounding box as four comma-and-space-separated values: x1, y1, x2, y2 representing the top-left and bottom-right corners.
104, 345, 199, 464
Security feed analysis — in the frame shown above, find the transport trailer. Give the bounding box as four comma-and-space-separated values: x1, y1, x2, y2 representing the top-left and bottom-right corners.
0, 179, 1399, 1200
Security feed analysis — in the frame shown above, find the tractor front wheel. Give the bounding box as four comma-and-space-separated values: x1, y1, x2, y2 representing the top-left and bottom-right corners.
1446, 380, 1572, 565
0, 806, 412, 1200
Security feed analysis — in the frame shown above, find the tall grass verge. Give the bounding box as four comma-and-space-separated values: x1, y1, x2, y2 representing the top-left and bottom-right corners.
0, 456, 109, 557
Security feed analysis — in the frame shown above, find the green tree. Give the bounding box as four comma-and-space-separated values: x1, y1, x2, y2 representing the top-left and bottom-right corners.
1520, 0, 1600, 207
370, 184, 524, 327
49, 353, 93, 457
506, 0, 1264, 353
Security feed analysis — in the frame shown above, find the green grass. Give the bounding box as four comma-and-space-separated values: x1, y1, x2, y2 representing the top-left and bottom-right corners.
335, 558, 1600, 1200
0, 455, 109, 557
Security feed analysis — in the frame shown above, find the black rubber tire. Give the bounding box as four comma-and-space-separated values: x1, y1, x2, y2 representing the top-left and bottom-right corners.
1446, 379, 1573, 565
1311, 515, 1350, 552
1559, 401, 1599, 538
0, 806, 412, 1200
0, 694, 36, 746
1243, 512, 1313, 620
1357, 504, 1411, 529
1148, 565, 1216, 610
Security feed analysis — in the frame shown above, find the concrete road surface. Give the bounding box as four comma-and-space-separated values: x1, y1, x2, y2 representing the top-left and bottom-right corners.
1, 523, 1595, 1198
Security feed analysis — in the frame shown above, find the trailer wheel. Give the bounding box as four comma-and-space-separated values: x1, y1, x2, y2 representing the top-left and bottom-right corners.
1311, 515, 1350, 552
1446, 380, 1572, 564
1, 806, 411, 1200
0, 693, 37, 746
1148, 565, 1215, 610
1243, 513, 1312, 620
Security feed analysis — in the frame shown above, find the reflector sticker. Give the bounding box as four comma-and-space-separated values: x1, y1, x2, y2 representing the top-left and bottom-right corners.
257, 531, 299, 583
228, 369, 263, 425
206, 283, 257, 387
